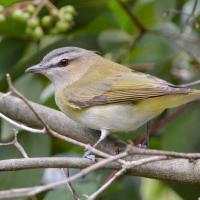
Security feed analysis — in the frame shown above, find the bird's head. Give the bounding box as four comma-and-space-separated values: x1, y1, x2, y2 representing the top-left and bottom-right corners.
26, 47, 95, 87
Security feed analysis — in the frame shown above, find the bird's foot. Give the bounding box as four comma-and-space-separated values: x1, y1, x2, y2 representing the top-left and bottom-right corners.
137, 143, 148, 149
137, 139, 148, 149
83, 151, 96, 162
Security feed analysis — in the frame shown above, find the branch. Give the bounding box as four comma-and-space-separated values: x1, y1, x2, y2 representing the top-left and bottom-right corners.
87, 156, 165, 200
0, 92, 126, 155
0, 155, 200, 184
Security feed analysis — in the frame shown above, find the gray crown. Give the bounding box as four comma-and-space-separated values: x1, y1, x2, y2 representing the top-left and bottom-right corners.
42, 47, 90, 62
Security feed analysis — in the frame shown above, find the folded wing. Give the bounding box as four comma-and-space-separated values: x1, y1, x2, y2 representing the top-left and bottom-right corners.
64, 70, 191, 108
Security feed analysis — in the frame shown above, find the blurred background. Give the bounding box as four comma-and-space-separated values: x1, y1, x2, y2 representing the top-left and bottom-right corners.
0, 0, 200, 199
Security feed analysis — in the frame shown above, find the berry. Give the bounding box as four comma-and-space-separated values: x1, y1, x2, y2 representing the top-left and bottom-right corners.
0, 5, 4, 13
32, 26, 44, 40
55, 21, 69, 32
0, 14, 5, 23
26, 5, 36, 14
50, 9, 59, 17
64, 13, 73, 22
11, 9, 29, 22
41, 15, 52, 27
21, 12, 30, 21
11, 9, 23, 20
27, 17, 39, 28
60, 5, 75, 15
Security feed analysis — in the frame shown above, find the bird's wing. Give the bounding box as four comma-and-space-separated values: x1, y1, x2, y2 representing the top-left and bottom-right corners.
64, 70, 190, 108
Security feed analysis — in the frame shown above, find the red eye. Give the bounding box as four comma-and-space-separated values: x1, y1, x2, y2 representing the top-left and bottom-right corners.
59, 59, 69, 67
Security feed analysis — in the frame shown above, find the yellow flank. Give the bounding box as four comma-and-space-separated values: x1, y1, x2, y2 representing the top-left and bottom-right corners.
55, 87, 200, 132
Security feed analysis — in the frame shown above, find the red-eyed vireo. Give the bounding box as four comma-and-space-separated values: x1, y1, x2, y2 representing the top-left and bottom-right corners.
26, 47, 200, 151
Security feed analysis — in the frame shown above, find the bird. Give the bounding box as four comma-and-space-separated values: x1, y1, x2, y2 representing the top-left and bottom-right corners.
26, 46, 200, 154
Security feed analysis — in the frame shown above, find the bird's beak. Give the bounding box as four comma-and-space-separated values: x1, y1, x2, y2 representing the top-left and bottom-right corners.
25, 64, 44, 73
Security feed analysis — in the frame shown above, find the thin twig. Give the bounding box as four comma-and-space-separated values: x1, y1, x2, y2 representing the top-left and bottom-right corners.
87, 168, 126, 200
6, 74, 49, 131
0, 129, 29, 158
178, 80, 200, 87
45, 0, 58, 11
13, 130, 29, 158
32, 0, 45, 18
181, 0, 198, 33
127, 145, 200, 159
116, 0, 147, 33
0, 92, 11, 100
87, 156, 166, 200
0, 152, 128, 199
61, 168, 80, 200
164, 9, 197, 17
148, 104, 190, 137
0, 112, 45, 134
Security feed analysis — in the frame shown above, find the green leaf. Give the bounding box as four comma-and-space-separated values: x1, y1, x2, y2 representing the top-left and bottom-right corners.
124, 33, 178, 64
98, 29, 132, 56
0, 0, 25, 6
101, 176, 141, 200
133, 1, 157, 29
141, 178, 182, 200
0, 38, 27, 75
161, 103, 200, 152
44, 189, 73, 200
109, 0, 138, 33
14, 74, 43, 102
155, 0, 176, 21
44, 172, 99, 200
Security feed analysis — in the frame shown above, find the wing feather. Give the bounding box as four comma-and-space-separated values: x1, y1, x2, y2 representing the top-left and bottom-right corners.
64, 70, 190, 108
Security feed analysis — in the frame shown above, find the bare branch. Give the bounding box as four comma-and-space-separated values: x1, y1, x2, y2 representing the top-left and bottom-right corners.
87, 168, 126, 200
87, 156, 165, 200
178, 80, 200, 87
116, 0, 147, 33
0, 112, 45, 134
13, 130, 29, 158
0, 154, 165, 199
0, 155, 200, 183
181, 0, 198, 33
0, 129, 29, 158
61, 168, 80, 200
0, 152, 129, 199
127, 145, 200, 159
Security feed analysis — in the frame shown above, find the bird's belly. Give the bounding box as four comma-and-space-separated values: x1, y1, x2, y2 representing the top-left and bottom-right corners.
60, 102, 163, 132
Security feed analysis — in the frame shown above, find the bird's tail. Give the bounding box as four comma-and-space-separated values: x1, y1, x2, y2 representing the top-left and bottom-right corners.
191, 89, 200, 97
163, 89, 200, 109
152, 89, 200, 109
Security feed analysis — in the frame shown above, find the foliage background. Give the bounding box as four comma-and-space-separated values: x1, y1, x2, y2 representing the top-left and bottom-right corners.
0, 0, 200, 199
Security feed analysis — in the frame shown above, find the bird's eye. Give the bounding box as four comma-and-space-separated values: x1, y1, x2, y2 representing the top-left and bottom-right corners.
59, 59, 69, 67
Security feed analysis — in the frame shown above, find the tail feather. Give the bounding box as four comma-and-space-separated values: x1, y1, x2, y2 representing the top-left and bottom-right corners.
191, 89, 200, 97
152, 89, 200, 109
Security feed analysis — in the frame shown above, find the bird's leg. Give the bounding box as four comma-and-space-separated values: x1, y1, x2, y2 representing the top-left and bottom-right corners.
83, 129, 110, 160
144, 121, 150, 147
138, 121, 150, 149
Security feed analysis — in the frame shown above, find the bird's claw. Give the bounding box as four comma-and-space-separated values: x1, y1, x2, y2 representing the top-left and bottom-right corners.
137, 143, 148, 149
83, 151, 96, 162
